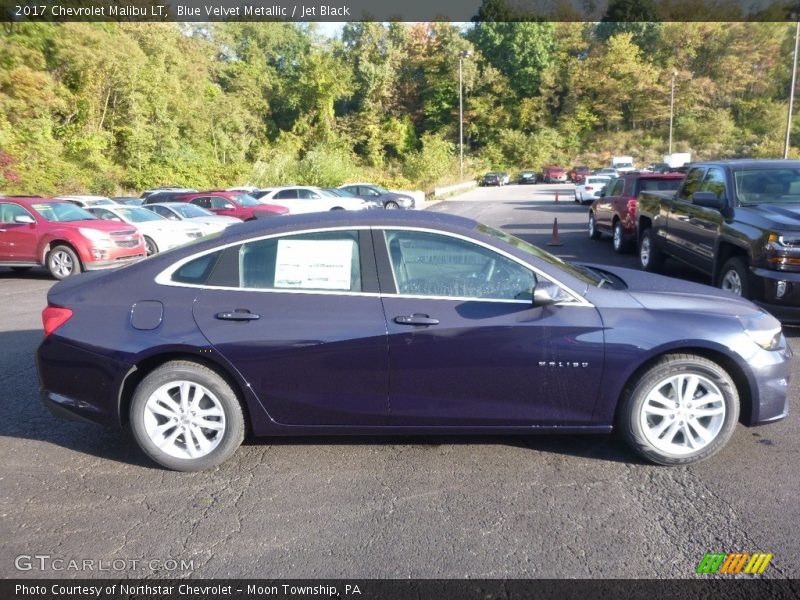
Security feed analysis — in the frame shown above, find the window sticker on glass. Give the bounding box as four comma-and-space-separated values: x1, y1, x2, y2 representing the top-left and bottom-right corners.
274, 239, 354, 290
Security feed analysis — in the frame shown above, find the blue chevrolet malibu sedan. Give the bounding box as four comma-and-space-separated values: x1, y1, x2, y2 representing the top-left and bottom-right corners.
37, 211, 792, 471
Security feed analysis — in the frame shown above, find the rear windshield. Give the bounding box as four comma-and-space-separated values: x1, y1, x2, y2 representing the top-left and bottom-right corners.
32, 202, 96, 222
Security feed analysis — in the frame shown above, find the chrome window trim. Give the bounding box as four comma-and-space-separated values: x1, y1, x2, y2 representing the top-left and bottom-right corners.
155, 224, 593, 307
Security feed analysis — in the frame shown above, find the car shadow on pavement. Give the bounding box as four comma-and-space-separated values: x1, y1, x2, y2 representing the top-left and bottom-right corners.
0, 328, 153, 468
243, 433, 646, 465
0, 267, 54, 281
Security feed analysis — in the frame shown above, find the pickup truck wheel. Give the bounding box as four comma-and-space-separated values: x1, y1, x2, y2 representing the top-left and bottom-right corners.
718, 257, 750, 297
619, 354, 739, 465
639, 228, 664, 272
588, 212, 602, 240
613, 221, 633, 254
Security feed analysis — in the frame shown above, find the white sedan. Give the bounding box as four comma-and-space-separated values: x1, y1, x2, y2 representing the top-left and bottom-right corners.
87, 205, 204, 256
143, 202, 242, 236
575, 176, 612, 205
258, 186, 368, 214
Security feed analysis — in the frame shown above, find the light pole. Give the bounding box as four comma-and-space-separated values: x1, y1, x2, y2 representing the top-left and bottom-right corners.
459, 50, 471, 179
668, 71, 676, 155
785, 21, 800, 159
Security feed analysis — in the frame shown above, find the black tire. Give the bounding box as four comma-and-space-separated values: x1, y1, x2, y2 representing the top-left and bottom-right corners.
46, 245, 82, 280
717, 256, 750, 298
612, 220, 633, 254
129, 361, 246, 471
384, 201, 400, 210
144, 236, 158, 256
329, 206, 345, 211
618, 354, 739, 465
588, 212, 602, 240
639, 227, 665, 272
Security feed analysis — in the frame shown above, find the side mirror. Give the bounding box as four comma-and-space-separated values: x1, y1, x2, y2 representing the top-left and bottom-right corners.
14, 215, 35, 225
532, 281, 563, 307
599, 190, 606, 198
692, 191, 725, 210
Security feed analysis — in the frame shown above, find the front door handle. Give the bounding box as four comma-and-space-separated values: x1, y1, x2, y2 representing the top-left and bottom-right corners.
394, 314, 439, 326
216, 310, 260, 321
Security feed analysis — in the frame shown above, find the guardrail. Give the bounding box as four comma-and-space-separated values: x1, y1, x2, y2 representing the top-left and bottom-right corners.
433, 181, 478, 197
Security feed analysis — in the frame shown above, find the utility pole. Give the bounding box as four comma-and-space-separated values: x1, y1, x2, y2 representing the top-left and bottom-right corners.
669, 71, 676, 155
459, 50, 471, 179
785, 21, 800, 159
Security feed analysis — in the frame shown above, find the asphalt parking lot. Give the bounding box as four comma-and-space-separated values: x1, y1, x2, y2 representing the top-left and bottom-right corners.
1, 185, 798, 582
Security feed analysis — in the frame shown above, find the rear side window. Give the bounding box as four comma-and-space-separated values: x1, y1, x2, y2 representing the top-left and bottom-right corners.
172, 251, 223, 284
190, 197, 212, 209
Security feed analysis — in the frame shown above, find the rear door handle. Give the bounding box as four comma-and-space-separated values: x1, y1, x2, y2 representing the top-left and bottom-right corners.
394, 314, 439, 326
216, 310, 260, 321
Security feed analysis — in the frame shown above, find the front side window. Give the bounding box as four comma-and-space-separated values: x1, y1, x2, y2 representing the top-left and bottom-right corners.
384, 230, 535, 300
677, 167, 706, 202
210, 196, 233, 209
0, 203, 33, 224
239, 231, 362, 292
699, 168, 727, 199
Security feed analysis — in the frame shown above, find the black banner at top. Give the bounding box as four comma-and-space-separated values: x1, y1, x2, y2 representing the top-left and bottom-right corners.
1, 0, 800, 23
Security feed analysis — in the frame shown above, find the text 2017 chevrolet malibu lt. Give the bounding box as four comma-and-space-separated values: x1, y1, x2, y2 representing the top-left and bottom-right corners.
37, 211, 791, 471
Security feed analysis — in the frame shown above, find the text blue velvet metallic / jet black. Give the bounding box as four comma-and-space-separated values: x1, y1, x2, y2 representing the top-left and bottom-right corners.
37, 211, 792, 462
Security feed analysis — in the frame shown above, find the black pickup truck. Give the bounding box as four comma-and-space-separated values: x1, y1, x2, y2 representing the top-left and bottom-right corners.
636, 160, 800, 323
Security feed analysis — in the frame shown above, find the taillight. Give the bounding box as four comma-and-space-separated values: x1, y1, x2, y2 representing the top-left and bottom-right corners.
42, 306, 73, 337
627, 198, 638, 218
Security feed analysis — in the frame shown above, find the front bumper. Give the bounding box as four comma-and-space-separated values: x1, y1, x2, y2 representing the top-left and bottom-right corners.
83, 253, 146, 271
750, 267, 800, 324
745, 338, 792, 425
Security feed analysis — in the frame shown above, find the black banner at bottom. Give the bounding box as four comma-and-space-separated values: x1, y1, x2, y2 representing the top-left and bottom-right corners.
3, 579, 800, 600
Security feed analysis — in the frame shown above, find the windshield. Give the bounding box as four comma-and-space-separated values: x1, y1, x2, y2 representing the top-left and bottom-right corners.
476, 224, 603, 287
117, 207, 165, 223
734, 168, 800, 205
233, 193, 261, 207
173, 204, 212, 218
32, 202, 96, 222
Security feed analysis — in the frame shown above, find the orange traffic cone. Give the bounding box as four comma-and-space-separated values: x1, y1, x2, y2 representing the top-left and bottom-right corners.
546, 218, 563, 246
555, 191, 559, 203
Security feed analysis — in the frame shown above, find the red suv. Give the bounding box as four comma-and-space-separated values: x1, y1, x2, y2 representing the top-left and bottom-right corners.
588, 172, 685, 253
0, 197, 146, 279
539, 166, 568, 183
146, 191, 288, 220
568, 166, 591, 183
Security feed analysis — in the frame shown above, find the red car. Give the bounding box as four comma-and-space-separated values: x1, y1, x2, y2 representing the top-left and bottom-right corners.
568, 166, 591, 183
146, 191, 288, 221
0, 197, 146, 279
588, 172, 685, 253
539, 166, 568, 183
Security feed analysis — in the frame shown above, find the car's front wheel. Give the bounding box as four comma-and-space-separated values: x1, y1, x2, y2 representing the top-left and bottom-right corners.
384, 201, 400, 210
47, 245, 82, 280
718, 256, 750, 298
619, 354, 739, 465
129, 361, 246, 471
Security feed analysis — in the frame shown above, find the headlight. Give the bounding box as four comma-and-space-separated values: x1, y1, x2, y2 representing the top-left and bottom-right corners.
738, 311, 784, 351
765, 232, 800, 269
78, 228, 113, 245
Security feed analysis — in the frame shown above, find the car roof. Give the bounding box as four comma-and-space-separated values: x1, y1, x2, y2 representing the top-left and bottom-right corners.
3, 196, 65, 205
690, 159, 800, 169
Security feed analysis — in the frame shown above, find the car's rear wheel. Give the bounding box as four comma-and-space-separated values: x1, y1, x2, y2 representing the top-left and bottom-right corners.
385, 201, 400, 210
612, 221, 633, 253
718, 256, 750, 297
46, 245, 82, 280
129, 361, 246, 471
638, 228, 664, 272
144, 236, 158, 256
588, 212, 602, 240
619, 354, 739, 465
